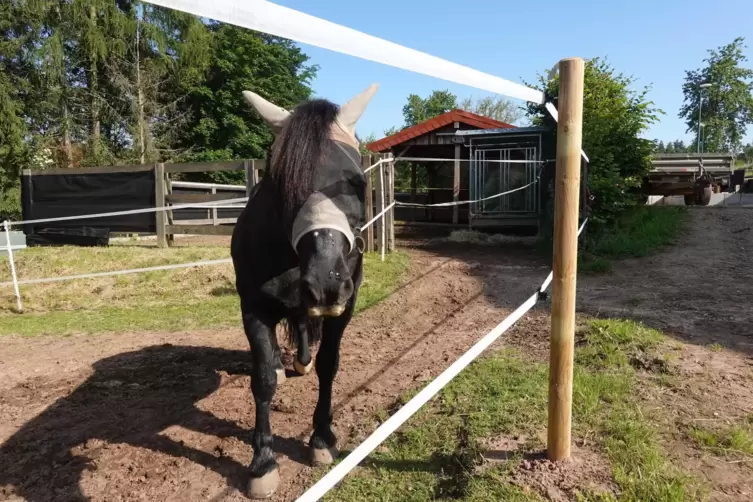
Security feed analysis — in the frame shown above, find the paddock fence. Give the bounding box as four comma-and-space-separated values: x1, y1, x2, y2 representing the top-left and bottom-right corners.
18, 155, 402, 253
20, 160, 263, 247
5, 0, 593, 500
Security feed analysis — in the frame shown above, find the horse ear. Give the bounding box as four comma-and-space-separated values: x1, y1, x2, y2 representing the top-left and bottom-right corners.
337, 83, 379, 134
242, 90, 291, 133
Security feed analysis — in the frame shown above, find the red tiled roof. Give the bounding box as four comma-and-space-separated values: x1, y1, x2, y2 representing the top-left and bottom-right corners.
365, 109, 515, 152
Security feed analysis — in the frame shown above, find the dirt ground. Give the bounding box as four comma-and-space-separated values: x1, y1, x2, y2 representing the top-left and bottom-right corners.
1, 209, 752, 501
578, 207, 753, 354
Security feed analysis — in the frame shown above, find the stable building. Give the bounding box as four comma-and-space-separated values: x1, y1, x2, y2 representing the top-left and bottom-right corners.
366, 110, 555, 233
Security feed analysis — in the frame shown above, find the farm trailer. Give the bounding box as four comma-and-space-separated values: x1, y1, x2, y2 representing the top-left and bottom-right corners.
643, 153, 734, 206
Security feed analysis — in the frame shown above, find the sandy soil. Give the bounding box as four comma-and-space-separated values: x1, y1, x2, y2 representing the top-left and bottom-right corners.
1, 208, 752, 501
578, 207, 753, 354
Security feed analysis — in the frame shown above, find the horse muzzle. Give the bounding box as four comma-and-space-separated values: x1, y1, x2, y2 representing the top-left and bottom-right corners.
307, 305, 347, 318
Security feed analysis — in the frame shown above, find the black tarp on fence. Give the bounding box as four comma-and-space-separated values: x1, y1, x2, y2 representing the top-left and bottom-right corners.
21, 168, 156, 245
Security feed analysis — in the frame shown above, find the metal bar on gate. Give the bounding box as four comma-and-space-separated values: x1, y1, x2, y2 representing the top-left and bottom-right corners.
380, 161, 386, 261
3, 221, 23, 312
362, 154, 375, 252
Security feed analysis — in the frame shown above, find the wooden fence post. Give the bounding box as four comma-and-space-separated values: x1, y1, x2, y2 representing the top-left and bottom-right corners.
453, 144, 461, 224
362, 154, 375, 252
387, 157, 395, 252
245, 159, 254, 197
547, 57, 584, 462
154, 163, 168, 247
154, 162, 167, 248
375, 156, 385, 259
211, 187, 218, 226
253, 160, 261, 185
165, 173, 174, 246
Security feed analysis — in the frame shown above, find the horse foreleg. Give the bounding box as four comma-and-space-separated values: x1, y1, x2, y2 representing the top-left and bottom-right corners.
242, 311, 280, 499
308, 300, 354, 465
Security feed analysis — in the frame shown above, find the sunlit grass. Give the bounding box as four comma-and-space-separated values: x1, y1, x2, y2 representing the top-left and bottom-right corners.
0, 245, 409, 336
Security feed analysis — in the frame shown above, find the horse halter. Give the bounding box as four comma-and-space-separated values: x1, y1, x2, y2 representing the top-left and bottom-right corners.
289, 142, 367, 256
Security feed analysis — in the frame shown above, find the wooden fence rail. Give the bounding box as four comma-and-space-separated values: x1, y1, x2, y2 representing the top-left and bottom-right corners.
156, 156, 394, 252
23, 156, 394, 252
156, 160, 264, 246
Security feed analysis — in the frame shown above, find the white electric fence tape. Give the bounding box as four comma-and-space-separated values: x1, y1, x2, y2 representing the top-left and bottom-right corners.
544, 102, 590, 163
0, 198, 394, 289
0, 258, 234, 288
396, 157, 547, 164
143, 0, 545, 105
360, 202, 396, 233
362, 158, 384, 174
7, 197, 249, 227
394, 180, 537, 208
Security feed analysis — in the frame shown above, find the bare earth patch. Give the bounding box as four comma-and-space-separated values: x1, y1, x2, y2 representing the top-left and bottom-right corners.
0, 245, 552, 502
578, 207, 753, 354
481, 434, 617, 501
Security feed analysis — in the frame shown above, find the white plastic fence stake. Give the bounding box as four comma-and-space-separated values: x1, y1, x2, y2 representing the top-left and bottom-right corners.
3, 221, 23, 312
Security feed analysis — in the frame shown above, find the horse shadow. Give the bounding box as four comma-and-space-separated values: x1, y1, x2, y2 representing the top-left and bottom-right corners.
0, 344, 306, 501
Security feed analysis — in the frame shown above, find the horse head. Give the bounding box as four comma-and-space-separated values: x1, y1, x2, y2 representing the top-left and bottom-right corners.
242, 84, 378, 318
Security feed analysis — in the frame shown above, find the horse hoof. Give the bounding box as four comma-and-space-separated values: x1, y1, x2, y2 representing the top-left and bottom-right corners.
310, 445, 338, 466
248, 468, 280, 499
276, 368, 287, 385
293, 358, 314, 375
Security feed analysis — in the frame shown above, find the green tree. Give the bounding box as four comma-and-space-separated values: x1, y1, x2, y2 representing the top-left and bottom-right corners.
401, 89, 457, 126
0, 1, 316, 196
740, 143, 753, 165
655, 140, 666, 153
459, 95, 523, 124
679, 37, 753, 154
525, 57, 662, 228
174, 24, 318, 184
101, 2, 212, 165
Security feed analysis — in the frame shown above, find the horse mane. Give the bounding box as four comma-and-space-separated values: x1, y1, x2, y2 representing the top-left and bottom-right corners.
268, 98, 340, 219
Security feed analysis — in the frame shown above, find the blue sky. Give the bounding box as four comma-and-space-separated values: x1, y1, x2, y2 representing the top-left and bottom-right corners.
271, 0, 753, 145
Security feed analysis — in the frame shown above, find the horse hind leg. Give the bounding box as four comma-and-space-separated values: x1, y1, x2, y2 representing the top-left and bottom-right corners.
241, 309, 281, 499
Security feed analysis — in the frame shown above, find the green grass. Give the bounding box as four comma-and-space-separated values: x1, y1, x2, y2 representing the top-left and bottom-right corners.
0, 244, 410, 336
321, 319, 701, 502
707, 343, 723, 352
579, 206, 688, 274
688, 415, 753, 460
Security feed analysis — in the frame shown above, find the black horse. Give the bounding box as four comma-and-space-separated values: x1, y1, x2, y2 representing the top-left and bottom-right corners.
231, 84, 378, 498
